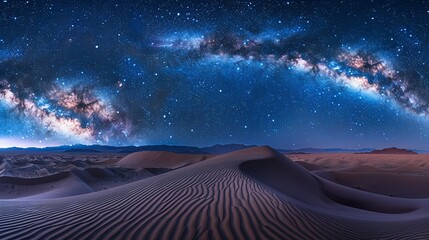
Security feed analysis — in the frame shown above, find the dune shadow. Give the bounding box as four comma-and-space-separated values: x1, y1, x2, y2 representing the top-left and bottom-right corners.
239, 157, 418, 214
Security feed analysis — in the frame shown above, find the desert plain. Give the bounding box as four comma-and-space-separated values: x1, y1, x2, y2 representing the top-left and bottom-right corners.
1, 147, 429, 239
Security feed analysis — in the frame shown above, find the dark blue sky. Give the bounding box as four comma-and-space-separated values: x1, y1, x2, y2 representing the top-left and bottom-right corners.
0, 0, 429, 149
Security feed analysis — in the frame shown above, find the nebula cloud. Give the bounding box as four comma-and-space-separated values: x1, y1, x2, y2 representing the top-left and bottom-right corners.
0, 79, 130, 143
0, 80, 93, 142
47, 85, 115, 121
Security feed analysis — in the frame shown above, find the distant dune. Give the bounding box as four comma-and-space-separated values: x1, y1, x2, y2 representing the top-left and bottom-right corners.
357, 147, 418, 154
1, 147, 429, 239
0, 167, 152, 199
64, 149, 101, 153
0, 171, 92, 199
116, 151, 213, 169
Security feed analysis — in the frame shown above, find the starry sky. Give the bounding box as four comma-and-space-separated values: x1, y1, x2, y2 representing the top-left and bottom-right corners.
0, 0, 429, 149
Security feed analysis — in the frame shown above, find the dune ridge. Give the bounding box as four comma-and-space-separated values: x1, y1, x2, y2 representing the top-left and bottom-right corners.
116, 151, 212, 169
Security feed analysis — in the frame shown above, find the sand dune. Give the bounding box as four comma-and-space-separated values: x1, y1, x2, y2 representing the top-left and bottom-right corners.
315, 170, 429, 198
295, 161, 327, 171
0, 172, 93, 199
242, 150, 424, 215
1, 147, 429, 239
288, 153, 429, 173
116, 151, 213, 169
0, 167, 152, 199
0, 153, 125, 178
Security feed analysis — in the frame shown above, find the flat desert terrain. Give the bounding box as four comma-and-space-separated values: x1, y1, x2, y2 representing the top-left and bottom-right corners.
1, 147, 429, 239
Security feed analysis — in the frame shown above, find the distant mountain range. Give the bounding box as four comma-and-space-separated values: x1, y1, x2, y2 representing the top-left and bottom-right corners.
356, 147, 418, 155
0, 144, 427, 154
278, 147, 376, 154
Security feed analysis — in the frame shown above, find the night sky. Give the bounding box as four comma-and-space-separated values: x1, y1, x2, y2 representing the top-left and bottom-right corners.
0, 0, 429, 149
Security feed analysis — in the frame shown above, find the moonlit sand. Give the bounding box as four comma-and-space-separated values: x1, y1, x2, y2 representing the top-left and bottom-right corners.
1, 147, 429, 239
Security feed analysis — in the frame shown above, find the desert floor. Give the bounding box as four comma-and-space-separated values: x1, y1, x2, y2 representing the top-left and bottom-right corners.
1, 148, 429, 239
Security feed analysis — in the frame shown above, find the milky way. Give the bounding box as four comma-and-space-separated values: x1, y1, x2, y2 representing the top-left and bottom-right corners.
0, 0, 428, 149
158, 30, 429, 118
0, 79, 129, 143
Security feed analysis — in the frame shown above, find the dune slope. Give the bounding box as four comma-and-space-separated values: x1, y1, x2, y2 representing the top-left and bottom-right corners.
116, 151, 212, 169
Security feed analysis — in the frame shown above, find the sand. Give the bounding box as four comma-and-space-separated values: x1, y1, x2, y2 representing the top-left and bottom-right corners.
0, 153, 149, 199
116, 151, 213, 169
1, 148, 429, 239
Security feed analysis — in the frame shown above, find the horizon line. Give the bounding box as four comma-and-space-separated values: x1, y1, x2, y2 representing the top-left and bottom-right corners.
0, 143, 425, 152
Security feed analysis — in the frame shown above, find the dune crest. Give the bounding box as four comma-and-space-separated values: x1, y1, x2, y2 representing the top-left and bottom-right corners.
116, 151, 212, 169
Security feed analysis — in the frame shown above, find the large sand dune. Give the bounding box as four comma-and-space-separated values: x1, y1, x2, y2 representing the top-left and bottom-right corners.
116, 151, 212, 169
1, 147, 429, 239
